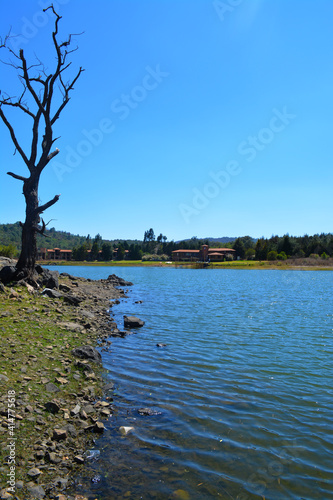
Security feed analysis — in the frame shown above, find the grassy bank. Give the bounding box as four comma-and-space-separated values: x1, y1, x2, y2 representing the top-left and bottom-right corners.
0, 275, 122, 500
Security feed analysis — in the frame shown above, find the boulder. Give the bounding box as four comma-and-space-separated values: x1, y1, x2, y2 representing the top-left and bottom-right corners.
0, 266, 16, 284
41, 288, 62, 299
60, 272, 76, 279
0, 257, 16, 269
63, 294, 82, 306
71, 346, 102, 364
124, 315, 145, 328
37, 267, 59, 289
106, 274, 133, 287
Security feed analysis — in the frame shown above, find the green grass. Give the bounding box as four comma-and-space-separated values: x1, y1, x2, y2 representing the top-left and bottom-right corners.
0, 285, 104, 494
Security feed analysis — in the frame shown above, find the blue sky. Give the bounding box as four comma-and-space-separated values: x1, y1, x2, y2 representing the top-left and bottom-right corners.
1, 0, 332, 241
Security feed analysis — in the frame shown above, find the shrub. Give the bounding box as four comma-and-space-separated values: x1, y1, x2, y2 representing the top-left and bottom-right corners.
0, 244, 17, 258
276, 251, 287, 261
142, 254, 169, 262
321, 252, 329, 259
267, 250, 278, 261
309, 253, 320, 259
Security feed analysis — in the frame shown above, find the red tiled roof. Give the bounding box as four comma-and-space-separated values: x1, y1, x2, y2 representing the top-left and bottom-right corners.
172, 249, 200, 253
208, 248, 235, 252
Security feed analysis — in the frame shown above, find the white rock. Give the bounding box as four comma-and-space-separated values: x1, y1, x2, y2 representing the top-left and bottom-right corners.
119, 426, 134, 435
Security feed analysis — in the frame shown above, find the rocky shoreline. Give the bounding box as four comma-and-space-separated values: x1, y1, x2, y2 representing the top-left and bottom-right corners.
0, 259, 137, 500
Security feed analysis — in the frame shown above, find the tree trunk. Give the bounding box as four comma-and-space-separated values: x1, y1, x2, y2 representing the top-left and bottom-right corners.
15, 175, 40, 280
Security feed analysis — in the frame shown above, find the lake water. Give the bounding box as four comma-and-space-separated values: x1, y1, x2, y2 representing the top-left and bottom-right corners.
50, 266, 333, 499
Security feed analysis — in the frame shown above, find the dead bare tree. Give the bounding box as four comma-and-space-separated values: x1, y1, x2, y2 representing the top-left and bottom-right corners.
0, 6, 83, 281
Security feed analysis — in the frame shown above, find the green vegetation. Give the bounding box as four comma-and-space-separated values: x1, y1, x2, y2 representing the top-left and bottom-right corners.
1, 223, 332, 263
0, 283, 107, 496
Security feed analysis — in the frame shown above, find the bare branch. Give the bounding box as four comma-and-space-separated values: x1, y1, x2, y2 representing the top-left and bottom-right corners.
0, 29, 11, 48
51, 66, 84, 125
1, 98, 36, 119
7, 171, 28, 182
35, 218, 46, 235
35, 194, 61, 215
0, 106, 30, 167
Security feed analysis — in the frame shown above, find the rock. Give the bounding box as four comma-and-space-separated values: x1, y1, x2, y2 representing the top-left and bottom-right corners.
74, 455, 85, 464
106, 274, 133, 286
38, 268, 59, 289
0, 490, 13, 499
59, 284, 71, 292
103, 382, 114, 393
0, 282, 6, 293
60, 272, 76, 279
119, 426, 134, 435
9, 288, 19, 299
0, 256, 16, 268
137, 408, 162, 416
27, 467, 42, 478
58, 321, 84, 332
76, 361, 94, 373
25, 282, 35, 294
27, 485, 45, 499
54, 477, 68, 490
0, 266, 16, 284
44, 401, 60, 414
63, 423, 77, 437
63, 294, 82, 306
123, 316, 145, 328
45, 451, 61, 464
42, 288, 62, 299
55, 495, 67, 500
135, 300, 143, 304
71, 346, 102, 364
157, 343, 167, 347
55, 377, 68, 385
172, 490, 190, 500
94, 421, 105, 433
91, 474, 102, 483
70, 404, 81, 416
80, 310, 96, 319
0, 374, 9, 382
84, 449, 100, 460
52, 428, 67, 441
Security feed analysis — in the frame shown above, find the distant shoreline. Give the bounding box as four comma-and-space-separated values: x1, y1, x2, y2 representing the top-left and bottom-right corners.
42, 259, 333, 271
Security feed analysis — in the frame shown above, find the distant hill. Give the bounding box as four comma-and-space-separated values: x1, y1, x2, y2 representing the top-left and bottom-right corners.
176, 236, 237, 244
0, 222, 142, 251
206, 236, 237, 244
0, 222, 88, 250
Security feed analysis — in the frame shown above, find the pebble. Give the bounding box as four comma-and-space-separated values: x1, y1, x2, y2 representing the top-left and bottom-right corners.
119, 426, 134, 435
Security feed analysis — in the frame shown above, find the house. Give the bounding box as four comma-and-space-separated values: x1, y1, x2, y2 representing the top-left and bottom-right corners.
172, 245, 236, 262
37, 248, 72, 261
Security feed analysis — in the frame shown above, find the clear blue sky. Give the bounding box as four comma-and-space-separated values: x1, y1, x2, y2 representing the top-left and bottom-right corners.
1, 0, 332, 241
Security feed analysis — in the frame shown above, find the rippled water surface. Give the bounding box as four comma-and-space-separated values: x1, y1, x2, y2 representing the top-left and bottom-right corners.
51, 266, 333, 499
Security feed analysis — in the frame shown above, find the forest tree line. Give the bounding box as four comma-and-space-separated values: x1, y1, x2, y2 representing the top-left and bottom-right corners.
0, 223, 332, 260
